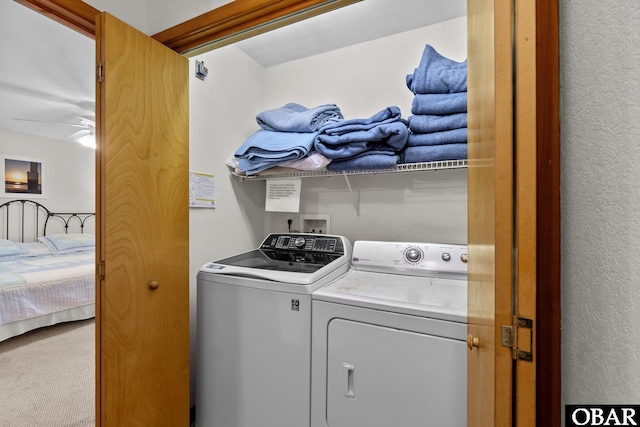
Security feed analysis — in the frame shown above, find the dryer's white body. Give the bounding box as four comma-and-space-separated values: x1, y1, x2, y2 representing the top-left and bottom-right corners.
311, 241, 468, 427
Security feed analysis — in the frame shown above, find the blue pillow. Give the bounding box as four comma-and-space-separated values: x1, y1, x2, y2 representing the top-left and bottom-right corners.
38, 233, 95, 254
0, 239, 27, 257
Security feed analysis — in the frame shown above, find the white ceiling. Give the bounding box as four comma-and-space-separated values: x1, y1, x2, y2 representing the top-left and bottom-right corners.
234, 0, 466, 68
0, 0, 95, 141
0, 0, 465, 142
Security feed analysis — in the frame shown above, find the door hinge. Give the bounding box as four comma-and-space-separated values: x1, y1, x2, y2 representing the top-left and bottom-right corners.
501, 316, 533, 362
97, 62, 104, 83
97, 260, 105, 280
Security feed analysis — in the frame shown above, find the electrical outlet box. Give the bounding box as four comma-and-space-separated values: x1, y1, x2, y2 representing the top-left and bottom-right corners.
299, 214, 330, 234
195, 60, 208, 80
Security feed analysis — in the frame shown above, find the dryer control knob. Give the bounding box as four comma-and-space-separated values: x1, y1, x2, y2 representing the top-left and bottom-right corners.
404, 247, 423, 263
442, 252, 451, 261
461, 253, 468, 263
294, 236, 307, 248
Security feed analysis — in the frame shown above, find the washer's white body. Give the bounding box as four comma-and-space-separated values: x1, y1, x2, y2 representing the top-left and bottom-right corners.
196, 234, 352, 427
311, 241, 468, 427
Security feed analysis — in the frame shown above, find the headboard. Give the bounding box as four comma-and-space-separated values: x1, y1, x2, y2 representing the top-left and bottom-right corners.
0, 199, 95, 243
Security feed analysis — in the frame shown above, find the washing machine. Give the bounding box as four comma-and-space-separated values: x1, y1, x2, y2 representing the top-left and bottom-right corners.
311, 240, 468, 427
196, 233, 352, 427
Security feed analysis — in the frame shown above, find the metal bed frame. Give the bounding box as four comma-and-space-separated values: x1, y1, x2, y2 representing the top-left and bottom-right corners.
0, 199, 95, 243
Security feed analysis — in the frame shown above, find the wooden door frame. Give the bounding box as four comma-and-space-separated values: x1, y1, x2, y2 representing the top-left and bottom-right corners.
14, 0, 360, 50
14, 0, 561, 425
533, 1, 561, 425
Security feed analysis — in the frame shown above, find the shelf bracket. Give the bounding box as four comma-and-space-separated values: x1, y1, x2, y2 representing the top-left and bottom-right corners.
342, 172, 353, 193
342, 173, 360, 216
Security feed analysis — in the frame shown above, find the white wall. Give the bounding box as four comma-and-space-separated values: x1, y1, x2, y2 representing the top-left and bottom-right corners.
0, 130, 94, 212
262, 17, 466, 120
560, 0, 640, 407
188, 44, 266, 399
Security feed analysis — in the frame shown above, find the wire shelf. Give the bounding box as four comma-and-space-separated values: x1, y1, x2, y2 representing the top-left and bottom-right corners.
229, 159, 468, 181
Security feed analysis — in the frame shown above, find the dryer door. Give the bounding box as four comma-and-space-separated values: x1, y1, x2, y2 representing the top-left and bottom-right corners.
326, 318, 466, 426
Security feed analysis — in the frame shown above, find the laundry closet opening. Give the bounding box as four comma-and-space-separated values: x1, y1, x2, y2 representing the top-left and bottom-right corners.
187, 0, 469, 418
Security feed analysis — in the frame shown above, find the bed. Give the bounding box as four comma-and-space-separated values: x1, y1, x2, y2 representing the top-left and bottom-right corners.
0, 199, 95, 342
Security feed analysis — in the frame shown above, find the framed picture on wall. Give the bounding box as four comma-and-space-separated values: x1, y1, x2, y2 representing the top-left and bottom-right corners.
1, 154, 46, 198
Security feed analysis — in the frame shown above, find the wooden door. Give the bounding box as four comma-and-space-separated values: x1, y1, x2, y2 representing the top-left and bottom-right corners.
95, 12, 190, 426
467, 0, 515, 424
467, 0, 560, 425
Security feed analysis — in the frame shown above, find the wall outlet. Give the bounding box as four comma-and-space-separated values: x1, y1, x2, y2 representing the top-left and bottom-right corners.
299, 214, 330, 234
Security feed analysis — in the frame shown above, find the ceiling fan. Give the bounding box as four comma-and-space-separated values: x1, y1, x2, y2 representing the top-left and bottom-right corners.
12, 114, 96, 148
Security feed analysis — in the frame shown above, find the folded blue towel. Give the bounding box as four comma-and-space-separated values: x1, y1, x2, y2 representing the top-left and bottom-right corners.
412, 92, 467, 115
256, 102, 343, 133
238, 157, 297, 175
407, 128, 467, 146
408, 113, 467, 134
314, 106, 409, 159
406, 44, 467, 94
327, 152, 400, 172
235, 129, 317, 175
400, 143, 468, 163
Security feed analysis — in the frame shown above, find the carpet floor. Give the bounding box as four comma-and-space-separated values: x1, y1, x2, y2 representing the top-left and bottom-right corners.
0, 319, 94, 427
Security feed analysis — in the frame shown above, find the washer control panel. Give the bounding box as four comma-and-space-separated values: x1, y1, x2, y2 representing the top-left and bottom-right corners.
352, 241, 468, 276
260, 233, 343, 254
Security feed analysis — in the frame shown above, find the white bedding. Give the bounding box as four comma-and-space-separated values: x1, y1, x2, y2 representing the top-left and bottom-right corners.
0, 244, 95, 342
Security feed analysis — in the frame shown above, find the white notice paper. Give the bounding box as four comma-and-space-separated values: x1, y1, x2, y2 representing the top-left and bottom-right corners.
265, 179, 301, 212
189, 171, 215, 208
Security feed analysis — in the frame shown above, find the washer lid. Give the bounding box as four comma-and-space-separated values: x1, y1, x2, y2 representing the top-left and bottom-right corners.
208, 249, 342, 273
313, 269, 467, 323
199, 233, 352, 286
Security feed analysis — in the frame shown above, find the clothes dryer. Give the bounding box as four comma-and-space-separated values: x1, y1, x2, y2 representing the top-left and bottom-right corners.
196, 233, 352, 427
311, 240, 468, 427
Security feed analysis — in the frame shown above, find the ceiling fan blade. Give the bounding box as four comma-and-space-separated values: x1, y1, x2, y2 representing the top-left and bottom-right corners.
12, 117, 85, 127
64, 128, 91, 140
73, 114, 95, 126
74, 114, 96, 124
73, 113, 95, 120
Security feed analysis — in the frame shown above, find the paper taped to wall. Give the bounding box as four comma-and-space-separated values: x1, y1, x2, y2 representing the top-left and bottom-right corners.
265, 179, 301, 212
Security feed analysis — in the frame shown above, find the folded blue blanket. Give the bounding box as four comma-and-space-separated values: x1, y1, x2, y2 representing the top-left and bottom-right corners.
400, 143, 468, 163
407, 128, 467, 146
256, 102, 343, 133
235, 129, 317, 175
327, 152, 400, 172
314, 106, 409, 159
408, 113, 467, 134
412, 93, 467, 115
406, 44, 467, 94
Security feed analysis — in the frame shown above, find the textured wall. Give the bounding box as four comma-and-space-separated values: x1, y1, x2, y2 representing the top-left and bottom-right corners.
560, 0, 640, 405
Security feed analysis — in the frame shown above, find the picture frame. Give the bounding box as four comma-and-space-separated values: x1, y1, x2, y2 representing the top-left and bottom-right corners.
1, 154, 46, 199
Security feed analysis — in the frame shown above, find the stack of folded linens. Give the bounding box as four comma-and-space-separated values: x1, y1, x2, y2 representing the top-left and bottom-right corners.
234, 103, 342, 175
313, 106, 409, 172
400, 44, 468, 164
